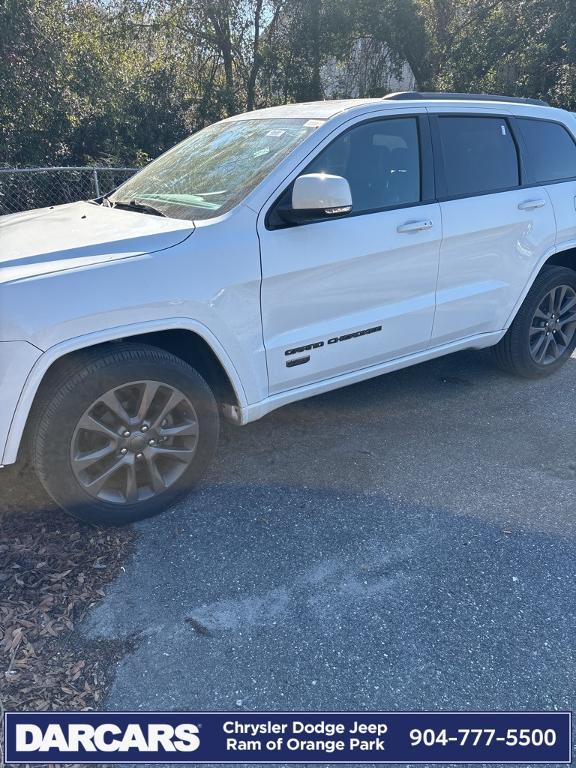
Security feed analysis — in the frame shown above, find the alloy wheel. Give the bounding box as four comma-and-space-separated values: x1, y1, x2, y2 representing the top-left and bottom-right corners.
70, 380, 199, 504
529, 284, 576, 365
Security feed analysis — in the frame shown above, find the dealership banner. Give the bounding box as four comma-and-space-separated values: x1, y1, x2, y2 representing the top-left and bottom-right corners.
4, 711, 571, 764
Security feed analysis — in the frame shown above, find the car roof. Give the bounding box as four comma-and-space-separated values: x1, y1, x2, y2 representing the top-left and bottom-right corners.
229, 99, 381, 120
229, 97, 570, 124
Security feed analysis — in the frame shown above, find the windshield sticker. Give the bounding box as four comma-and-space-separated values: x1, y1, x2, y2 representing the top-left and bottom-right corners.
304, 119, 325, 128
266, 129, 286, 137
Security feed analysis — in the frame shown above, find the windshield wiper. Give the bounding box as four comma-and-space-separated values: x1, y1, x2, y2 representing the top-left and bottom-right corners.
105, 198, 166, 217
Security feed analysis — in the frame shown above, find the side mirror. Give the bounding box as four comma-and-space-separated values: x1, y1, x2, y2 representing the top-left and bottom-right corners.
283, 173, 352, 224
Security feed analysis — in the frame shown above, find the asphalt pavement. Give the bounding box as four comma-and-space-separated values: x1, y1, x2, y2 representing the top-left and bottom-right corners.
4, 348, 576, 767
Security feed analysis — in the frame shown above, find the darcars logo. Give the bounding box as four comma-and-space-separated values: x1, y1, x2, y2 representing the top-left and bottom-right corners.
16, 723, 201, 753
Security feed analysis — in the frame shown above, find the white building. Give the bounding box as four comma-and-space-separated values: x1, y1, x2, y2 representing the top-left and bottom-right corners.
322, 38, 416, 98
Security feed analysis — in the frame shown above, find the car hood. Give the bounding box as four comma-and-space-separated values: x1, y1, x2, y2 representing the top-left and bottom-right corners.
0, 201, 195, 284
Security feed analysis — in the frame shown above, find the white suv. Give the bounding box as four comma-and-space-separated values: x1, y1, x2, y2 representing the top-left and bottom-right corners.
2, 92, 576, 524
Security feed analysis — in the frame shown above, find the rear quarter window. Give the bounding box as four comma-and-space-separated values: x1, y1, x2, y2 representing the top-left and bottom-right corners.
517, 118, 576, 183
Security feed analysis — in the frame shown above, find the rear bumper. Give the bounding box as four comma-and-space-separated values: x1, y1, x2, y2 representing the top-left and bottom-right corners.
0, 341, 42, 465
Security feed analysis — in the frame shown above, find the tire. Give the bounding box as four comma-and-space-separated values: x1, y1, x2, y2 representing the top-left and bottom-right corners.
30, 344, 220, 525
492, 265, 576, 378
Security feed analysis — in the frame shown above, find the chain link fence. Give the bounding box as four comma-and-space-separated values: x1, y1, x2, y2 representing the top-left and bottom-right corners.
0, 166, 139, 216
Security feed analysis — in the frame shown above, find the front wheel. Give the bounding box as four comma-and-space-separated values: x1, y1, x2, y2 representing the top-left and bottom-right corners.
492, 266, 576, 378
30, 344, 220, 525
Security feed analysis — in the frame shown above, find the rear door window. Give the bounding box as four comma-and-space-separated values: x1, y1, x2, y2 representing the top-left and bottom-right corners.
517, 118, 576, 183
437, 116, 519, 197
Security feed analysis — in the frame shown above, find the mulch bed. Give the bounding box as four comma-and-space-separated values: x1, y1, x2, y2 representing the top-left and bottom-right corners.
0, 464, 134, 764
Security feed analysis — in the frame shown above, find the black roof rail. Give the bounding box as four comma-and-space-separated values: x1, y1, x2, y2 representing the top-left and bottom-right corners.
383, 91, 549, 107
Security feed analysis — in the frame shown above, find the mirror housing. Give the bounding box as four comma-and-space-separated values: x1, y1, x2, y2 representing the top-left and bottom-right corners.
280, 173, 352, 224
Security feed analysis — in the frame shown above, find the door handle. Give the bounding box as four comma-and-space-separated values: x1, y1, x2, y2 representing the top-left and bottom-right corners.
518, 199, 546, 211
396, 220, 434, 233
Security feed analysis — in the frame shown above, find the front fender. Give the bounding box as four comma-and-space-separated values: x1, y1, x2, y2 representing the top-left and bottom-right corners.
1, 318, 248, 466
0, 341, 42, 464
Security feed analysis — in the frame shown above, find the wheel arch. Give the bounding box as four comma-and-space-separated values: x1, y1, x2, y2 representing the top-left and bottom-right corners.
543, 245, 576, 272
3, 320, 247, 466
503, 245, 576, 330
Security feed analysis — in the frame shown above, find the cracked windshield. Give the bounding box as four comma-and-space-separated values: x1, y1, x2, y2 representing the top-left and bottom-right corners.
108, 118, 323, 221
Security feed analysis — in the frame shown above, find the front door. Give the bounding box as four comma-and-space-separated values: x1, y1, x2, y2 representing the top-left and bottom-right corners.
258, 114, 442, 395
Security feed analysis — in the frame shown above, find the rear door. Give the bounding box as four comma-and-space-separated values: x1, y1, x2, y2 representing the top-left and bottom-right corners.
429, 110, 556, 345
515, 116, 576, 250
258, 112, 442, 395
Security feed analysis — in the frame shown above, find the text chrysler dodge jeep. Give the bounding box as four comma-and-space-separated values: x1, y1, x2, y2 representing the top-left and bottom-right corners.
2, 92, 576, 524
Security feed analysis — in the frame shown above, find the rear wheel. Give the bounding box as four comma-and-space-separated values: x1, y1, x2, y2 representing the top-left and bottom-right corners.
493, 266, 576, 378
30, 344, 219, 525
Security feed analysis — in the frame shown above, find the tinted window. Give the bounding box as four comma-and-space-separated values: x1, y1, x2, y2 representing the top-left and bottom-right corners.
304, 118, 421, 213
438, 116, 519, 197
517, 118, 576, 183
